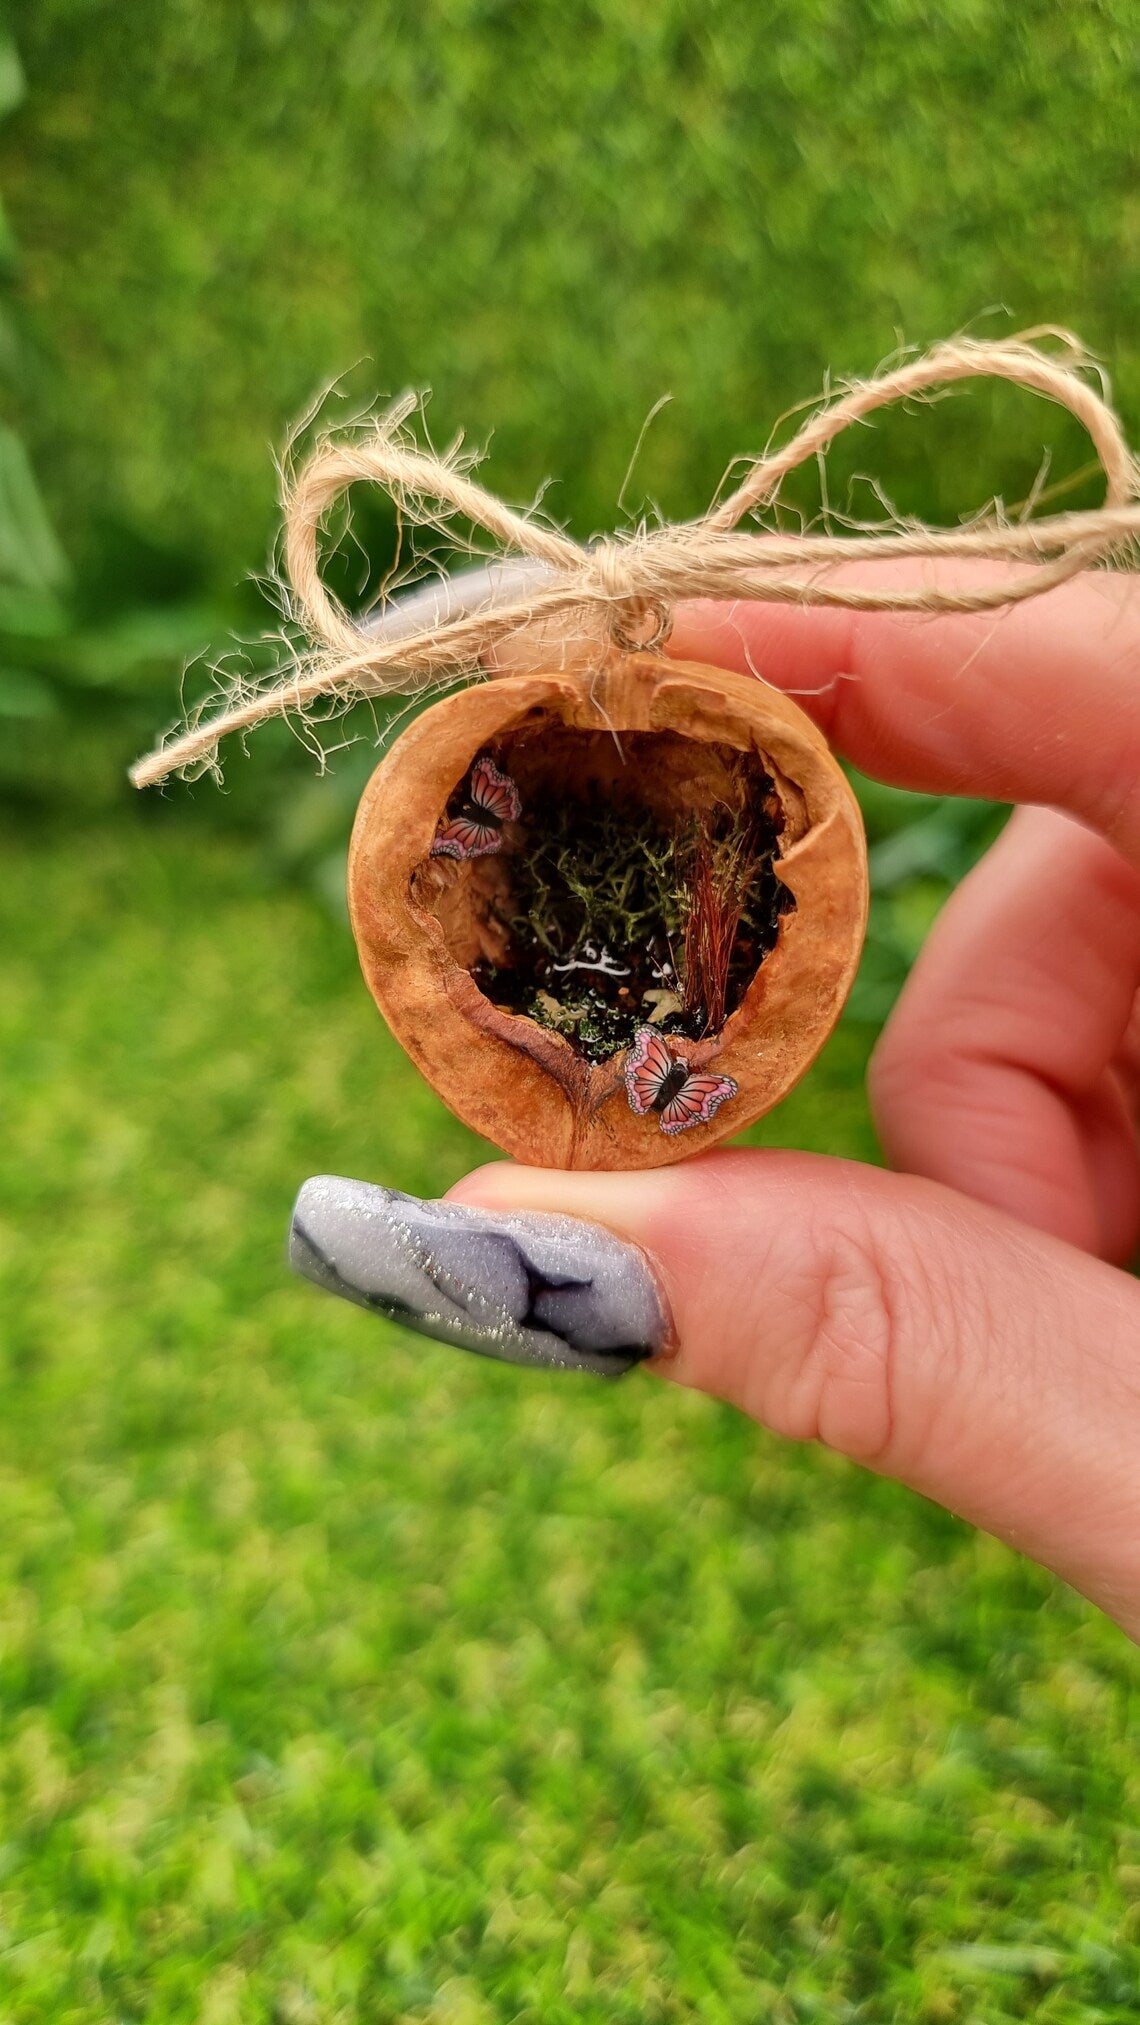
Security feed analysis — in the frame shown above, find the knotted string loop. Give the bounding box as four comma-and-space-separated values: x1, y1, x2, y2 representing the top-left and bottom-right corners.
132, 331, 1140, 787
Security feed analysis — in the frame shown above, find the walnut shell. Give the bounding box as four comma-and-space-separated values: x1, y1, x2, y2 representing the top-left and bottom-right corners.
348, 652, 868, 1169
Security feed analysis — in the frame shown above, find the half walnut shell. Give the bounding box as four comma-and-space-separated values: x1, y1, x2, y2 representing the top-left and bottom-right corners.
348, 651, 868, 1170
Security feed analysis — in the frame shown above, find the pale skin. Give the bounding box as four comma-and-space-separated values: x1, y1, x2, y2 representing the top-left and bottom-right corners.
453, 565, 1140, 1640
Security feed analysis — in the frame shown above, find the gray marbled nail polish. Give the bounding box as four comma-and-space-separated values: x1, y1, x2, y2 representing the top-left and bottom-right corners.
288, 1175, 667, 1378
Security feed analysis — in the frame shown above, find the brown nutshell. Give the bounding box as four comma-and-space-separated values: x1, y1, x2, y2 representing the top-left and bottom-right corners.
348, 652, 868, 1170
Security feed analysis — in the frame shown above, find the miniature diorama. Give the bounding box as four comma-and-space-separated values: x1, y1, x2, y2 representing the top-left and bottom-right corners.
349, 651, 866, 1168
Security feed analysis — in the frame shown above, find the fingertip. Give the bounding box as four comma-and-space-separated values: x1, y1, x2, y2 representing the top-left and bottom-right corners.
444, 1160, 516, 1208
445, 1160, 674, 1241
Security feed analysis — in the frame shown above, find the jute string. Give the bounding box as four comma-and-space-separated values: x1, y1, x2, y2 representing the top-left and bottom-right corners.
131, 333, 1140, 789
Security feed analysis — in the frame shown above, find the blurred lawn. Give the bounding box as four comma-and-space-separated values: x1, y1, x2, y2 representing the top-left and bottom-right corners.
2, 818, 1138, 2024
1, 3, 1139, 2019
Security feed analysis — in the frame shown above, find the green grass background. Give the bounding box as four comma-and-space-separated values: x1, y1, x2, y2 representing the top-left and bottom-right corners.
1, 4, 1139, 2019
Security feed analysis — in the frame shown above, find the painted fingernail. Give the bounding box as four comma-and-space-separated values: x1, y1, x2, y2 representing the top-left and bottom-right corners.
288, 1175, 667, 1378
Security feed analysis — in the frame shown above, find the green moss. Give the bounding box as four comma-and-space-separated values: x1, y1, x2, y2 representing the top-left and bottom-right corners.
507, 786, 688, 962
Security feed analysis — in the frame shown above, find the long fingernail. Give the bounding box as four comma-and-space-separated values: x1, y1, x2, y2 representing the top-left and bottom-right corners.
288, 1176, 667, 1378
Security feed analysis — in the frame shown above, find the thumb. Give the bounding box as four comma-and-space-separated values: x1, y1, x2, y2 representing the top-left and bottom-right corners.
449, 1151, 1140, 1638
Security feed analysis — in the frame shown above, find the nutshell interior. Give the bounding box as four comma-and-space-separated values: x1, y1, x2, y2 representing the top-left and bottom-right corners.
420, 724, 796, 1065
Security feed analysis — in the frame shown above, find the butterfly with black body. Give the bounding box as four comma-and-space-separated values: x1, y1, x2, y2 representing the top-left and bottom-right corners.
623, 1027, 738, 1135
431, 756, 522, 859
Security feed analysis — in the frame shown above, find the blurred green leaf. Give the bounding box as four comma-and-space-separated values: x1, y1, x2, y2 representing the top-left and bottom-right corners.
0, 421, 69, 591
0, 34, 24, 123
934, 1943, 1067, 1982
847, 771, 946, 841
866, 799, 998, 892
0, 192, 17, 273
846, 792, 1009, 1022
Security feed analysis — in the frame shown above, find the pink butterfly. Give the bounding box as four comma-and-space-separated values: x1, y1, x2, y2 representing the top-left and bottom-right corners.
431, 756, 522, 859
623, 1027, 738, 1136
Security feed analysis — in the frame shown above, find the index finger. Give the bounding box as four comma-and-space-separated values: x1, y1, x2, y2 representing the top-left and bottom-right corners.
669, 565, 1140, 865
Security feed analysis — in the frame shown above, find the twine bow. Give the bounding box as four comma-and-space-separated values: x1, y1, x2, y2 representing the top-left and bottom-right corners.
131, 332, 1140, 789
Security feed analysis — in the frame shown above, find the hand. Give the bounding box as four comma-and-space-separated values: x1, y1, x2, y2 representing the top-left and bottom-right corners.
451, 567, 1140, 1639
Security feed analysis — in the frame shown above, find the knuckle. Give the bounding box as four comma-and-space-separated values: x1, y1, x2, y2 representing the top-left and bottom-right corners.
869, 1001, 946, 1111
866, 1024, 922, 1140
867, 1023, 981, 1169
767, 1217, 944, 1468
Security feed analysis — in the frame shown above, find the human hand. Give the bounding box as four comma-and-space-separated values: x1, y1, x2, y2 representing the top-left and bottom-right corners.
449, 568, 1140, 1639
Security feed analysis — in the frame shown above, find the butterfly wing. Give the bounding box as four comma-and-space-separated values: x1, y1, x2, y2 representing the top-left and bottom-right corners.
659, 1072, 738, 1135
431, 816, 504, 859
468, 756, 522, 824
623, 1027, 678, 1114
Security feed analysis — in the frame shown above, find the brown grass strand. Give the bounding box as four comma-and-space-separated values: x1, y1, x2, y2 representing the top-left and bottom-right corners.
682, 827, 758, 1036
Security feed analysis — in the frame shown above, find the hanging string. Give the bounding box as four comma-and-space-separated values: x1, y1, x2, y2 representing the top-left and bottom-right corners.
131, 331, 1140, 788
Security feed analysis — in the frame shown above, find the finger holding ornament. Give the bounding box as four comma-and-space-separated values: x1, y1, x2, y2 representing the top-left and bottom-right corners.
870, 804, 1140, 1262
669, 565, 1140, 863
